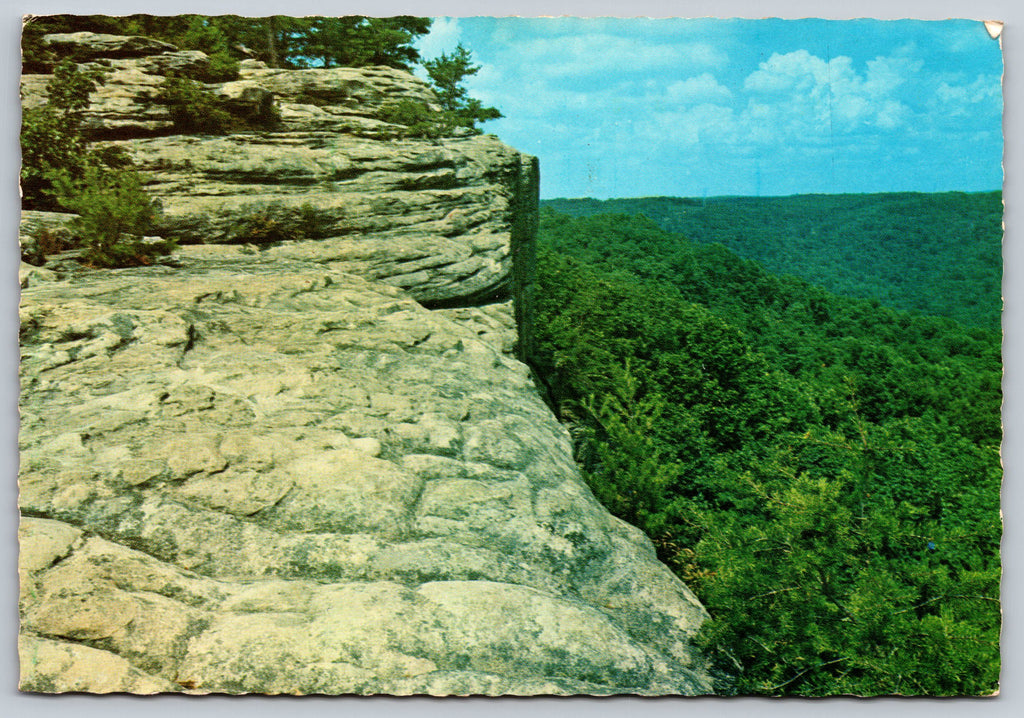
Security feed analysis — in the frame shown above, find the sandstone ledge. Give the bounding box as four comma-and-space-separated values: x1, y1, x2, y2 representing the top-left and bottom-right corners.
19, 256, 712, 695
19, 30, 711, 695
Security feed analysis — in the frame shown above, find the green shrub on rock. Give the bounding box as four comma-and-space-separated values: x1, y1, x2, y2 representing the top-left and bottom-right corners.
222, 202, 334, 245
21, 104, 84, 210
379, 99, 448, 139
155, 76, 234, 134
154, 76, 280, 135
20, 59, 106, 209
51, 165, 174, 267
22, 58, 174, 268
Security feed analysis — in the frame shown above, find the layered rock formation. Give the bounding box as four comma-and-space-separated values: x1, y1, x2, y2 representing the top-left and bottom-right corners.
22, 34, 539, 324
19, 31, 711, 695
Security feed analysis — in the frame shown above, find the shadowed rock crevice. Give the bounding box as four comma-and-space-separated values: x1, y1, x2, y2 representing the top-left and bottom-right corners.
19, 29, 711, 696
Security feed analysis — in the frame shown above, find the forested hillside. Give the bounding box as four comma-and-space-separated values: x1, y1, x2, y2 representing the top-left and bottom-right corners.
533, 209, 1002, 695
543, 193, 1003, 331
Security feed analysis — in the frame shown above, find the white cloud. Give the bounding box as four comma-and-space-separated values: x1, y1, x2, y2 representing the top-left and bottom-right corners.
502, 33, 727, 81
738, 49, 925, 143
680, 42, 730, 68
876, 100, 910, 129
664, 103, 737, 146
935, 74, 1002, 112
416, 17, 462, 60
666, 73, 732, 104
744, 50, 834, 93
864, 55, 921, 95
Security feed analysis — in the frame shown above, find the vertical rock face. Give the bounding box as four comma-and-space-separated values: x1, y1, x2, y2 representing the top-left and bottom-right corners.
18, 32, 713, 695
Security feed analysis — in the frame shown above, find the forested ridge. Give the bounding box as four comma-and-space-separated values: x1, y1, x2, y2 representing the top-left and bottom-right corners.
543, 192, 1003, 331
533, 208, 1002, 695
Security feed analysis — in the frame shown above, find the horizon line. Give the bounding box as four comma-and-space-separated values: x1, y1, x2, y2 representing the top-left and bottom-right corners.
540, 188, 1004, 202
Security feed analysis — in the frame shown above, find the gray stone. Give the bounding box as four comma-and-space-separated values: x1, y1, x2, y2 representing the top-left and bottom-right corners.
104, 50, 212, 77
19, 211, 77, 266
18, 31, 713, 696
19, 259, 713, 695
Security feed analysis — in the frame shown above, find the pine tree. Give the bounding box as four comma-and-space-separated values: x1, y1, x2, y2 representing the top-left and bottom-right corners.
423, 44, 502, 131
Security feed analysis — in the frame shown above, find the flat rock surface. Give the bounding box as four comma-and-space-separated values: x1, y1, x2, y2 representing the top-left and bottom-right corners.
19, 256, 712, 695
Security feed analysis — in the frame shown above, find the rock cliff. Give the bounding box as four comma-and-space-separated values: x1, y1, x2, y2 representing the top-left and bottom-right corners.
18, 31, 711, 695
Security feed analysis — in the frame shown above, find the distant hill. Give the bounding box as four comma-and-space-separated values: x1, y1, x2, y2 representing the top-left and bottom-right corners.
542, 192, 1003, 331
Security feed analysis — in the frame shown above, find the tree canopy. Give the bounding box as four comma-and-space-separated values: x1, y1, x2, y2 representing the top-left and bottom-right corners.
533, 208, 1001, 695
544, 193, 1004, 331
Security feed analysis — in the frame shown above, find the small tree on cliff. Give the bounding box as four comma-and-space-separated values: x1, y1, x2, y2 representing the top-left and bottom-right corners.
21, 59, 109, 210
423, 44, 502, 132
21, 59, 169, 266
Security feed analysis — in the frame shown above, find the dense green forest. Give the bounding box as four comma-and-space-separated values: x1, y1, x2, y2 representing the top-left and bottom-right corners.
543, 193, 1003, 331
532, 208, 1001, 695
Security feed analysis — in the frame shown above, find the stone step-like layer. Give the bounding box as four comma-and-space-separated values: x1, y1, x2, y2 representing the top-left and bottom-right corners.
22, 46, 538, 308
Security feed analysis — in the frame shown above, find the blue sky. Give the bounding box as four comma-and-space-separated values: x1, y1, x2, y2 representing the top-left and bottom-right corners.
416, 18, 1004, 199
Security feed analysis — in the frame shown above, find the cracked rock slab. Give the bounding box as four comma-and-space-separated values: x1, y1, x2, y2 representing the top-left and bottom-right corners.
19, 256, 712, 695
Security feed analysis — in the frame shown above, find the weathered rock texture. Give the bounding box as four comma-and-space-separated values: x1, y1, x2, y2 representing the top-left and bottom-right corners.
19, 31, 712, 696
23, 32, 539, 322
